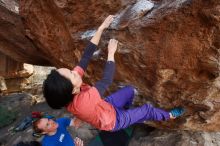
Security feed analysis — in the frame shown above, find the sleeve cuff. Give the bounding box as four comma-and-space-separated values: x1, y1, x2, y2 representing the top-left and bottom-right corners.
106, 61, 115, 64
88, 41, 98, 49
73, 66, 85, 77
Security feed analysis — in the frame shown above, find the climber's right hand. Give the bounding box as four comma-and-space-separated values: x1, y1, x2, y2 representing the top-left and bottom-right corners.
99, 15, 114, 30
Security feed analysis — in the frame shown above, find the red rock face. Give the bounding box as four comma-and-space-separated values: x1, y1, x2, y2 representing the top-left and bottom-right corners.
7, 0, 220, 131
0, 3, 50, 66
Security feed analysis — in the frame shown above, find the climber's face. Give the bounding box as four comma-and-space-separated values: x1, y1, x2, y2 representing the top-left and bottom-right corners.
37, 118, 58, 134
57, 68, 82, 94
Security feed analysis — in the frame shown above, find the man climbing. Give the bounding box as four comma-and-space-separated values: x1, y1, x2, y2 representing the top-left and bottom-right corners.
43, 15, 185, 132
33, 117, 83, 146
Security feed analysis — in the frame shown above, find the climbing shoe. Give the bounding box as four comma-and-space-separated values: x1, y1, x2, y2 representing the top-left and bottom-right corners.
170, 107, 185, 118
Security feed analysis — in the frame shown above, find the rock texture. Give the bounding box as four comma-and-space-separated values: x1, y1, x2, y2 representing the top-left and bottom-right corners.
0, 51, 23, 78
0, 62, 34, 94
129, 128, 220, 146
0, 0, 51, 93
0, 0, 219, 131
0, 1, 50, 66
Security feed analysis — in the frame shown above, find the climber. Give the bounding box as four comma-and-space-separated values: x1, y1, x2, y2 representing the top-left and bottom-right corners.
42, 15, 185, 132
33, 116, 83, 146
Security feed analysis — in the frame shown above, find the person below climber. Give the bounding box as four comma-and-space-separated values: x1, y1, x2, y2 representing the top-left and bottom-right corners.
33, 117, 83, 146
42, 15, 185, 132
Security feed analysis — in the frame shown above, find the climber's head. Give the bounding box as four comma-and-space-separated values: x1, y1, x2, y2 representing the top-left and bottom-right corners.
43, 68, 82, 109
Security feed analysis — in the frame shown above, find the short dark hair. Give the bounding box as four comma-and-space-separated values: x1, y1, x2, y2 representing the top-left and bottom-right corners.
43, 69, 73, 109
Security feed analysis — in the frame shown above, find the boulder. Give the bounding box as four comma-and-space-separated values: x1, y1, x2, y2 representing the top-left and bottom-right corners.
0, 0, 219, 131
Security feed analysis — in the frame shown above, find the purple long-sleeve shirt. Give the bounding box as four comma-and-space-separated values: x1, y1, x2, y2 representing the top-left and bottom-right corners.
78, 42, 115, 96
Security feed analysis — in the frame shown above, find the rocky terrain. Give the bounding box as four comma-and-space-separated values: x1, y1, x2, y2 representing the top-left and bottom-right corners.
0, 0, 220, 145
1, 65, 220, 146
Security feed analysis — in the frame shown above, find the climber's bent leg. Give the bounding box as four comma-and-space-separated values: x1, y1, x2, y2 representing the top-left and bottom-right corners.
112, 104, 170, 131
105, 85, 135, 109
